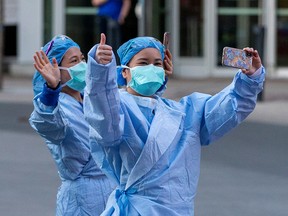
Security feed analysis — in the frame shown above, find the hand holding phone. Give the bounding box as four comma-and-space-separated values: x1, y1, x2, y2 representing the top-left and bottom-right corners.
222, 47, 252, 70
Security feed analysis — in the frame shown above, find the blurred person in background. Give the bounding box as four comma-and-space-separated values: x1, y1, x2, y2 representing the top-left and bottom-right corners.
91, 0, 132, 64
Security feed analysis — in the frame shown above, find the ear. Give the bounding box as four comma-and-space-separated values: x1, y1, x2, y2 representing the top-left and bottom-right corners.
122, 68, 128, 78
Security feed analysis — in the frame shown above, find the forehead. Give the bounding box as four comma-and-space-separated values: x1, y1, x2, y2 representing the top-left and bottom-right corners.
131, 48, 162, 61
62, 47, 82, 59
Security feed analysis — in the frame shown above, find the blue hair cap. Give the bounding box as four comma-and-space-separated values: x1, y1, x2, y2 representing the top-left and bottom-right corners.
32, 35, 80, 96
116, 36, 165, 86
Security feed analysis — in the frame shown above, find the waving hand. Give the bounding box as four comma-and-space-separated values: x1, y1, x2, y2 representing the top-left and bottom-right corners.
33, 50, 61, 88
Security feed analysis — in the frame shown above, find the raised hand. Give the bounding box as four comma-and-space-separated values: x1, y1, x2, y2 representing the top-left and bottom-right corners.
95, 33, 113, 65
164, 49, 173, 77
241, 47, 262, 76
33, 50, 61, 88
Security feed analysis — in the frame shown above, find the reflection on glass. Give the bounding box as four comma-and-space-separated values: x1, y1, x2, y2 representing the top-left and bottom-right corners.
44, 0, 52, 43
219, 0, 258, 7
278, 0, 288, 8
217, 0, 260, 66
179, 0, 203, 57
65, 0, 95, 56
277, 0, 288, 66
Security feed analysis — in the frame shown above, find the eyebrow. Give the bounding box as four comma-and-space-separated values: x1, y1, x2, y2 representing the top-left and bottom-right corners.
136, 57, 162, 62
67, 54, 84, 61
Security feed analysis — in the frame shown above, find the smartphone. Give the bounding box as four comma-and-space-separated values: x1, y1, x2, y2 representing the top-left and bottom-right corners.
222, 47, 252, 70
163, 32, 170, 50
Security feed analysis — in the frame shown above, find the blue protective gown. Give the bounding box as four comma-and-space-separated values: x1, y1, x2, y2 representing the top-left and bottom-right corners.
84, 45, 265, 216
29, 91, 115, 216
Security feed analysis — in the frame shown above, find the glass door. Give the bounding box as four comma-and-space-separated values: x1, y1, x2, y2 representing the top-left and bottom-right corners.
217, 0, 261, 66
173, 0, 207, 78
65, 0, 95, 56
179, 0, 204, 57
277, 0, 288, 66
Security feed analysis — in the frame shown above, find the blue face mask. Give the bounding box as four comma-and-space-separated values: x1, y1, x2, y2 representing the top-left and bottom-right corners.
59, 61, 87, 92
122, 64, 165, 96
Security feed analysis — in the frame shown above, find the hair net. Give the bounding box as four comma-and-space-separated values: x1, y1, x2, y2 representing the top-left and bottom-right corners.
32, 35, 80, 96
116, 36, 165, 86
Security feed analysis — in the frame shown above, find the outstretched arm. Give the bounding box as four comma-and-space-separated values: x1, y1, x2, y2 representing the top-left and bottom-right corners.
91, 0, 107, 7
84, 33, 122, 146
118, 0, 131, 24
196, 47, 265, 145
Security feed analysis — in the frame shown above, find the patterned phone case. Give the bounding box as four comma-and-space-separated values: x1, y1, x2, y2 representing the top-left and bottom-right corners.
222, 47, 252, 70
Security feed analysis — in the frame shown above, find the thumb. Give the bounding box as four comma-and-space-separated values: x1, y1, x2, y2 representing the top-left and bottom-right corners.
100, 33, 106, 45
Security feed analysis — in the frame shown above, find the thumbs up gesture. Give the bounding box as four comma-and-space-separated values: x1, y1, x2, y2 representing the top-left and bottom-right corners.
95, 33, 113, 65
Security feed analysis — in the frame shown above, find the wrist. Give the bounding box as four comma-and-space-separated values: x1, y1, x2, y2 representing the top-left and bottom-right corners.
47, 81, 61, 90
40, 82, 62, 106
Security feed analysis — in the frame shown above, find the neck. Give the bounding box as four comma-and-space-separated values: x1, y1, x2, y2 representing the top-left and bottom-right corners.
62, 87, 83, 102
126, 87, 154, 98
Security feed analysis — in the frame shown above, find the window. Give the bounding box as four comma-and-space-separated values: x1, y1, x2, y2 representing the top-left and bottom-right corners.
179, 0, 204, 57
277, 0, 288, 66
217, 0, 261, 65
65, 0, 95, 56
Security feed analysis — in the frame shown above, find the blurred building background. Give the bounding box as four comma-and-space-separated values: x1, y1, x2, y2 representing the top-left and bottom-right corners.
1, 0, 288, 79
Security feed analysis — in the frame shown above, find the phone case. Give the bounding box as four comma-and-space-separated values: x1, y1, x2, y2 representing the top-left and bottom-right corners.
163, 32, 170, 49
222, 47, 252, 70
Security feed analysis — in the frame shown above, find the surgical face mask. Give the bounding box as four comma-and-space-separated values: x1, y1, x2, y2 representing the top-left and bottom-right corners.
122, 64, 165, 96
59, 61, 87, 92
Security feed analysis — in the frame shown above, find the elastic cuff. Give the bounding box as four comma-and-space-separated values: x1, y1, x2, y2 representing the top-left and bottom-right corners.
39, 83, 62, 106
47, 81, 61, 90
247, 65, 263, 79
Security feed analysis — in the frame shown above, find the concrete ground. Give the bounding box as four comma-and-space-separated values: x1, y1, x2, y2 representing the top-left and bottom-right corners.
0, 74, 287, 216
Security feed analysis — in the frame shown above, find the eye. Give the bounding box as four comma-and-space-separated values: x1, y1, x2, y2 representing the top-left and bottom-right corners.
154, 62, 163, 67
135, 61, 148, 66
70, 58, 78, 63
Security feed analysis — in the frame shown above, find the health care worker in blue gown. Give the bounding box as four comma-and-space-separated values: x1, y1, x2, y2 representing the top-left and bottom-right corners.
84, 33, 265, 216
29, 35, 115, 216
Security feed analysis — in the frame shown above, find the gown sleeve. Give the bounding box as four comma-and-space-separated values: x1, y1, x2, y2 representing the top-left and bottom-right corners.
84, 44, 122, 147
29, 84, 66, 145
198, 67, 266, 145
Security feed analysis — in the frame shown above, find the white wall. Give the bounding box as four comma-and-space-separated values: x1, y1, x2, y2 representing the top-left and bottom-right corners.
4, 0, 17, 25
10, 0, 43, 77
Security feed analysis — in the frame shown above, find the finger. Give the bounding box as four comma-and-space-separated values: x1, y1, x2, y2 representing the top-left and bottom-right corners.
36, 51, 45, 66
164, 59, 170, 68
165, 49, 172, 59
33, 63, 42, 72
253, 50, 259, 58
52, 58, 58, 68
99, 56, 112, 63
241, 68, 250, 74
164, 56, 173, 69
100, 44, 113, 51
165, 65, 173, 75
164, 60, 173, 75
33, 54, 39, 65
241, 69, 246, 74
243, 47, 255, 58
100, 49, 113, 56
34, 54, 43, 68
243, 47, 253, 51
100, 33, 106, 45
40, 50, 50, 64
